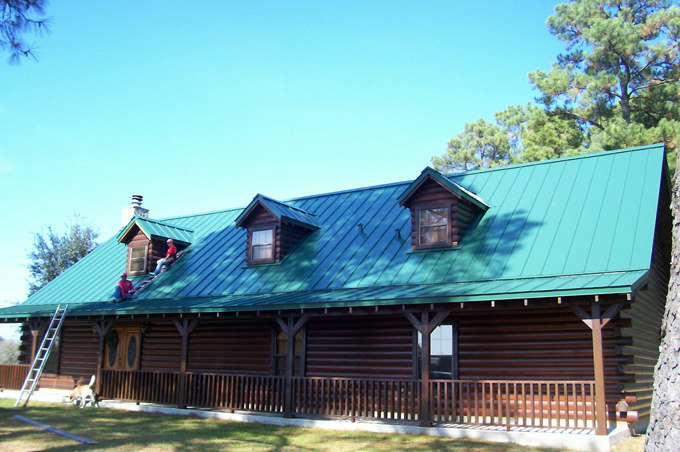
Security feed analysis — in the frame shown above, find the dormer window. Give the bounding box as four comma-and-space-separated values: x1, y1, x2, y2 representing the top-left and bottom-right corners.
419, 207, 449, 246
398, 167, 488, 250
117, 216, 193, 274
236, 194, 320, 266
251, 229, 274, 262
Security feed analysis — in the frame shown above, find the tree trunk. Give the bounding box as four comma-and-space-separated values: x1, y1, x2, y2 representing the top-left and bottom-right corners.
646, 153, 680, 451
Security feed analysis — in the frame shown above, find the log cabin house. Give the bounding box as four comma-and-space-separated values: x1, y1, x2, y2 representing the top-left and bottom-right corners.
0, 144, 671, 445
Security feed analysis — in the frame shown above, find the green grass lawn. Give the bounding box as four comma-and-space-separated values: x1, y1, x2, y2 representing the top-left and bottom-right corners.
0, 399, 643, 452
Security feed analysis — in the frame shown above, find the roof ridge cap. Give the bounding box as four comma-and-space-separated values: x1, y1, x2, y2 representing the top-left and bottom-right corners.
444, 143, 665, 177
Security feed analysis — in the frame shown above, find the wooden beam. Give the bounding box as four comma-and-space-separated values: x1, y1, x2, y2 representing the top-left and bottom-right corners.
284, 316, 294, 418
591, 302, 608, 435
173, 318, 199, 409
569, 302, 594, 329
568, 299, 622, 435
93, 320, 113, 396
420, 312, 432, 427
600, 302, 625, 328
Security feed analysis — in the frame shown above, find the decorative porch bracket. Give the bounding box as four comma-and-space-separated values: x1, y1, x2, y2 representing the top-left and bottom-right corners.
404, 311, 449, 427
173, 318, 199, 409
569, 299, 626, 435
93, 320, 114, 396
274, 314, 312, 418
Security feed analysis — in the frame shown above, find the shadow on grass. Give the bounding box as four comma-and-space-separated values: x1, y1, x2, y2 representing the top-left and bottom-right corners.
0, 400, 571, 452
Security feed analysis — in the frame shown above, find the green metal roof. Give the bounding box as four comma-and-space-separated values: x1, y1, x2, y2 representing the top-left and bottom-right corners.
117, 216, 194, 246
235, 194, 321, 230
1, 144, 667, 318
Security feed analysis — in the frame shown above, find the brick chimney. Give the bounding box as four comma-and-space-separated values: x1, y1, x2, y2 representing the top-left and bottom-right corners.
120, 194, 149, 227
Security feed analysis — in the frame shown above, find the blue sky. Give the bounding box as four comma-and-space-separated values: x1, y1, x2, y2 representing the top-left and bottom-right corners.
0, 1, 564, 339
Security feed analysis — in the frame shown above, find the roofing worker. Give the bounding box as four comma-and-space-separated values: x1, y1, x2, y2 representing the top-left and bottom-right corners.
113, 273, 134, 302
153, 238, 177, 275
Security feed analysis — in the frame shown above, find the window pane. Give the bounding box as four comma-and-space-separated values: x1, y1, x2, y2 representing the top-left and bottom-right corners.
253, 230, 273, 245
419, 209, 448, 245
276, 357, 287, 376
253, 244, 273, 260
420, 208, 447, 226
129, 258, 145, 273
417, 325, 454, 379
277, 337, 287, 355
130, 246, 146, 258
127, 335, 138, 368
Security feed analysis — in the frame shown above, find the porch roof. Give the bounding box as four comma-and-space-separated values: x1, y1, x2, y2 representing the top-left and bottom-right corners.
0, 269, 646, 318
0, 143, 666, 320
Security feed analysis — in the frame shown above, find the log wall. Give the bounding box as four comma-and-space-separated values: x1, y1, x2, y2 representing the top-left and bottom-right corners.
305, 315, 414, 378
187, 318, 272, 375
454, 306, 627, 406
140, 320, 182, 372
58, 321, 98, 380
619, 178, 672, 425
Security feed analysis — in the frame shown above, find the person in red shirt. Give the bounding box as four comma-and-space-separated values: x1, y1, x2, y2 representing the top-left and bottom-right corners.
113, 273, 134, 302
153, 238, 177, 275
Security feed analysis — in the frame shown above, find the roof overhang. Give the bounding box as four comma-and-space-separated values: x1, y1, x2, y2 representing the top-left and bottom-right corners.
235, 194, 320, 230
117, 216, 193, 247
0, 270, 646, 320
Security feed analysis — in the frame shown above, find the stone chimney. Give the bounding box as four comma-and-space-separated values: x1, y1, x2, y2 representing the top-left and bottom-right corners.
120, 194, 149, 227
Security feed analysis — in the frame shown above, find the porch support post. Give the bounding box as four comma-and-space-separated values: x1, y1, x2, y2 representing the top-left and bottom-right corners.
93, 320, 113, 396
173, 318, 198, 409
404, 310, 449, 427
570, 299, 625, 436
28, 320, 42, 363
274, 314, 311, 418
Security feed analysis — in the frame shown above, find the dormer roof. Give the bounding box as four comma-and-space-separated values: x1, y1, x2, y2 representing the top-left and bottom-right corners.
235, 194, 320, 230
117, 215, 194, 246
398, 166, 488, 211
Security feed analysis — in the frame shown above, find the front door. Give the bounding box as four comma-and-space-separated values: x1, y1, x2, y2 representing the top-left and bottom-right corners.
104, 328, 141, 370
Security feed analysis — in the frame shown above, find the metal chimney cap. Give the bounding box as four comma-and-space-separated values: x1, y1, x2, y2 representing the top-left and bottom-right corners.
131, 194, 143, 207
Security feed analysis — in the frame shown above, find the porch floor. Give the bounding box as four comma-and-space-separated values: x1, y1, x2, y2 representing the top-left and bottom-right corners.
0, 388, 631, 452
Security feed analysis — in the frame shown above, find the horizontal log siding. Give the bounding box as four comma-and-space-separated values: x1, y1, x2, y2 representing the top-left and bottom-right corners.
456, 306, 626, 405
306, 315, 413, 378
19, 324, 34, 364
620, 182, 671, 422
140, 321, 182, 372
456, 199, 478, 240
279, 222, 313, 259
58, 321, 98, 380
187, 319, 272, 375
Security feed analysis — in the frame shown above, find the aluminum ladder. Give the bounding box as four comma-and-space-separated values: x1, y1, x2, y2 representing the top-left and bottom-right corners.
14, 304, 69, 407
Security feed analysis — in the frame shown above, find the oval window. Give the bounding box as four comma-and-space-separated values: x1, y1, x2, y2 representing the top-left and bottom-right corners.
107, 343, 118, 368
127, 335, 137, 368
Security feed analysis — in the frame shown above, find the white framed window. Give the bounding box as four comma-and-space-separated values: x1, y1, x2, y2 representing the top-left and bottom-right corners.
128, 245, 148, 274
251, 229, 274, 262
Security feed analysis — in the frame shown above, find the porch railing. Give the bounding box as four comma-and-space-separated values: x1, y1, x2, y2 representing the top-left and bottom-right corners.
2, 367, 595, 430
431, 380, 595, 430
0, 364, 30, 390
292, 376, 420, 421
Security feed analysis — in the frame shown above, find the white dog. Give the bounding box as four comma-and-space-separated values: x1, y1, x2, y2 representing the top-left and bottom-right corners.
69, 375, 98, 408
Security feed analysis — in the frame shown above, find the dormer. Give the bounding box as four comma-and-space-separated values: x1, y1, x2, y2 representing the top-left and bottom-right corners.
117, 216, 193, 275
398, 167, 488, 250
235, 194, 320, 265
